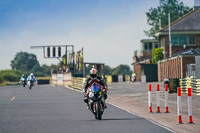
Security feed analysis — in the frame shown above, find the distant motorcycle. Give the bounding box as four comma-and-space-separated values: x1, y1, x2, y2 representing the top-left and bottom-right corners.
27, 74, 36, 90
29, 80, 34, 89
87, 85, 106, 120
28, 79, 35, 89
21, 78, 26, 87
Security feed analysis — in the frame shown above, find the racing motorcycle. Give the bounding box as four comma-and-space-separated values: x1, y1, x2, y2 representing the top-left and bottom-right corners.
21, 77, 26, 87
87, 85, 106, 120
29, 80, 34, 89
28, 79, 35, 89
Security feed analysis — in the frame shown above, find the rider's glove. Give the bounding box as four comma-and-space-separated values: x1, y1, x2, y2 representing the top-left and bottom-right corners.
83, 92, 87, 97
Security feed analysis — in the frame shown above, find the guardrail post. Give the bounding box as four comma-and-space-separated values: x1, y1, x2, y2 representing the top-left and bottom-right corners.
148, 84, 152, 112
187, 88, 193, 124
165, 84, 169, 113
177, 87, 183, 123
156, 84, 160, 113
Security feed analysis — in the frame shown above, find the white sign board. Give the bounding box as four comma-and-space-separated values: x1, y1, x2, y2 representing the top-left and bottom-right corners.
118, 75, 123, 82
57, 74, 63, 84
141, 75, 146, 84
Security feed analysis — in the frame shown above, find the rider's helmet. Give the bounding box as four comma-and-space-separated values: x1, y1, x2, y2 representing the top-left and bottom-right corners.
22, 74, 24, 77
30, 73, 34, 76
90, 68, 98, 79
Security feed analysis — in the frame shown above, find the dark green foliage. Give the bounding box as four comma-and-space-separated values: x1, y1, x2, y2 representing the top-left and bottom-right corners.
112, 64, 132, 75
145, 0, 192, 37
9, 51, 62, 77
152, 48, 164, 64
104, 65, 112, 75
11, 51, 40, 73
0, 69, 21, 82
0, 75, 4, 83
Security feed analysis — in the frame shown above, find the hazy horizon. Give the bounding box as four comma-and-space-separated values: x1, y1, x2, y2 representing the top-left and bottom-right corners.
0, 0, 193, 70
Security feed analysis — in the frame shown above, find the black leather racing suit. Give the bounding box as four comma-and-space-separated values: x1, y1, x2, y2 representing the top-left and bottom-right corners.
83, 76, 107, 103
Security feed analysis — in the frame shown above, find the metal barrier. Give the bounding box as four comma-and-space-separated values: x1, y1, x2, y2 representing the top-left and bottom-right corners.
70, 77, 86, 90
180, 77, 192, 94
51, 74, 131, 90
51, 73, 72, 86
105, 75, 112, 85
180, 77, 200, 95
192, 78, 200, 95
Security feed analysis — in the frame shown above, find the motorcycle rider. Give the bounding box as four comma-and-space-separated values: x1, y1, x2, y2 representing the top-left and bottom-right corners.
83, 68, 108, 109
27, 73, 36, 85
20, 74, 26, 83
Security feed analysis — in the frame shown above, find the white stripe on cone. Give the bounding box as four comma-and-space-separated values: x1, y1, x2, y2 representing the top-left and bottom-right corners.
148, 84, 152, 112
156, 84, 160, 112
188, 88, 193, 123
148, 91, 152, 112
188, 97, 192, 116
177, 87, 182, 123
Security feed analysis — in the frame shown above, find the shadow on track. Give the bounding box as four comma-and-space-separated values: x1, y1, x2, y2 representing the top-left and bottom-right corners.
83, 117, 144, 121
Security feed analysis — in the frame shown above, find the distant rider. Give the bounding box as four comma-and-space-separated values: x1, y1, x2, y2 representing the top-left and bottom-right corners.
20, 74, 26, 82
82, 68, 108, 109
27, 73, 36, 85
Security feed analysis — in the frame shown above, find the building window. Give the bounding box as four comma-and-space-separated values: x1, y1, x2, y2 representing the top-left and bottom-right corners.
171, 36, 178, 46
144, 43, 148, 50
179, 35, 187, 45
154, 43, 158, 48
171, 34, 195, 46
143, 41, 158, 51
161, 38, 165, 48
149, 42, 152, 50
189, 35, 195, 45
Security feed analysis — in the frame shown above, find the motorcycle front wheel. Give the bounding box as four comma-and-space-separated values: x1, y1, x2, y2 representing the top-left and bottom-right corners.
29, 81, 32, 89
95, 102, 102, 120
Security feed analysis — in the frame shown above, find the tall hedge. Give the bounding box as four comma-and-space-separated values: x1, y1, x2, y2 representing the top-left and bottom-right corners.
152, 48, 164, 64
0, 70, 21, 82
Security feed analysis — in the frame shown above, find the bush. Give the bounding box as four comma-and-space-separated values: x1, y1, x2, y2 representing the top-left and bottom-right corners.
152, 48, 164, 64
0, 69, 21, 82
0, 75, 4, 83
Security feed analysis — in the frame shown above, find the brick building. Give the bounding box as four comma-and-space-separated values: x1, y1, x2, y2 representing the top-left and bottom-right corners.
132, 8, 200, 82
158, 53, 196, 82
132, 59, 151, 82
132, 39, 158, 82
156, 8, 200, 81
155, 8, 200, 58
140, 39, 158, 61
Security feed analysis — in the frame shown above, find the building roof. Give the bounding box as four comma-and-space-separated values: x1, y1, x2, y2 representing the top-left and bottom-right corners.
160, 8, 200, 32
172, 47, 200, 57
140, 39, 158, 43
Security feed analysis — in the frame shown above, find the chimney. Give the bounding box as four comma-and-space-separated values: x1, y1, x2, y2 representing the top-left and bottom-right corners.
194, 0, 200, 10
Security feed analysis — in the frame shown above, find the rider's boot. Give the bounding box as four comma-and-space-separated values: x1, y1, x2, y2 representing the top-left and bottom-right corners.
87, 103, 89, 109
105, 102, 107, 109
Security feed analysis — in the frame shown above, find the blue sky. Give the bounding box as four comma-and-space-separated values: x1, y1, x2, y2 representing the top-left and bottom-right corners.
0, 0, 193, 70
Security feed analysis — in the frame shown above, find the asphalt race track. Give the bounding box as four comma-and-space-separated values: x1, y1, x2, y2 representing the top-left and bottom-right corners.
0, 85, 172, 133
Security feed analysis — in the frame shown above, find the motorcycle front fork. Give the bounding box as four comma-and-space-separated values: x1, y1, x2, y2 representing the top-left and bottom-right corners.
93, 102, 104, 113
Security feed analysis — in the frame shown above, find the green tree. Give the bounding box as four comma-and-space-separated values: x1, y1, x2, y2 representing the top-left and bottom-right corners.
112, 64, 132, 75
145, 0, 192, 37
11, 52, 40, 73
152, 48, 164, 64
104, 65, 112, 75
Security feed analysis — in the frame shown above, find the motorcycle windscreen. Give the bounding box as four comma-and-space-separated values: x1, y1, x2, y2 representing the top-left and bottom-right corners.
90, 85, 100, 92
